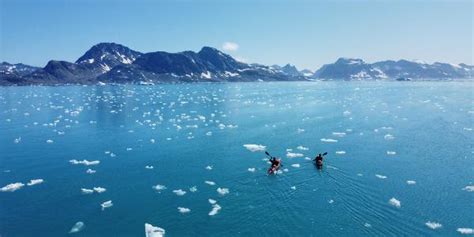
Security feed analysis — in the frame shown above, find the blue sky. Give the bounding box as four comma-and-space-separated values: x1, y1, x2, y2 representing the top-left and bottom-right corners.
1, 0, 472, 70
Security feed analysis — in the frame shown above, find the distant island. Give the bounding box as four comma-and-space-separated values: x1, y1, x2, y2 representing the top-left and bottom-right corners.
1, 42, 472, 86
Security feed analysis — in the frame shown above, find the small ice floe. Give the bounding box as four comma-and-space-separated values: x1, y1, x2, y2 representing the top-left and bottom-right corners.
150, 139, 155, 144
86, 168, 96, 174
152, 184, 167, 192
357, 173, 363, 177
248, 168, 256, 172
291, 164, 300, 168
81, 188, 94, 194
364, 223, 372, 228
205, 181, 216, 186
332, 132, 346, 137
145, 223, 165, 237
462, 185, 474, 192
375, 174, 387, 179
46, 139, 54, 144
208, 199, 217, 204
93, 187, 106, 193
386, 151, 397, 155
321, 138, 338, 143
305, 157, 311, 160
206, 131, 212, 136
189, 186, 197, 192
205, 165, 213, 170
297, 128, 305, 133
145, 165, 154, 170
178, 207, 191, 214
126, 147, 133, 151
425, 221, 442, 230
1, 182, 25, 192
101, 200, 113, 210
457, 228, 474, 234
384, 134, 395, 140
27, 179, 44, 186
243, 144, 266, 152
290, 186, 296, 190
389, 198, 401, 208
335, 151, 346, 155
69, 221, 85, 234
328, 199, 334, 204
69, 159, 100, 166
287, 152, 303, 158
343, 110, 351, 116
407, 180, 416, 185
297, 146, 309, 151
217, 187, 229, 196
173, 189, 186, 196
209, 204, 222, 216
14, 137, 21, 144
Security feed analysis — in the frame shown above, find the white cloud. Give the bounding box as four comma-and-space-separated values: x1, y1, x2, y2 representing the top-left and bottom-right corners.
222, 42, 239, 51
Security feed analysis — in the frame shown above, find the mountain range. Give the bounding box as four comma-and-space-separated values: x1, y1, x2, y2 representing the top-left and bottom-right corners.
1, 42, 472, 85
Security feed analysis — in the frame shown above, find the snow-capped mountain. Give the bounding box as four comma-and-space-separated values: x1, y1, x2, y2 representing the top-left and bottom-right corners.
98, 47, 303, 82
313, 58, 472, 80
25, 43, 144, 84
1, 42, 472, 85
76, 42, 143, 72
0, 62, 39, 76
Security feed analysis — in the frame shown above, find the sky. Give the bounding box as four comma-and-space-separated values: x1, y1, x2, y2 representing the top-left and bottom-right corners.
1, 0, 472, 70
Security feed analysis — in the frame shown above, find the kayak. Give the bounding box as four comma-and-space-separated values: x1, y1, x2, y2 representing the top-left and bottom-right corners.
315, 160, 323, 169
268, 162, 281, 174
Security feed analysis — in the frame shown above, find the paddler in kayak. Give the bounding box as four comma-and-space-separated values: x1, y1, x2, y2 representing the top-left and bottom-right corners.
313, 152, 327, 169
268, 156, 281, 174
265, 151, 281, 174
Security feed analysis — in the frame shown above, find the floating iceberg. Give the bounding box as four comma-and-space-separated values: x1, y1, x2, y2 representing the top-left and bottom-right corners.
178, 207, 191, 213
1, 182, 24, 192
69, 221, 84, 233
205, 181, 216, 186
425, 221, 442, 229
286, 152, 303, 158
145, 223, 165, 237
389, 198, 401, 208
209, 204, 222, 216
375, 174, 387, 179
173, 189, 186, 196
69, 159, 100, 166
243, 144, 266, 152
457, 228, 473, 234
101, 200, 113, 210
81, 188, 94, 194
462, 185, 474, 192
27, 179, 44, 186
296, 146, 309, 151
152, 184, 167, 192
217, 187, 229, 196
93, 187, 106, 193
321, 138, 338, 143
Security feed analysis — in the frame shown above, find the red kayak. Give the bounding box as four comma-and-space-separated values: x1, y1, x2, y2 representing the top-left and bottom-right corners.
268, 161, 281, 175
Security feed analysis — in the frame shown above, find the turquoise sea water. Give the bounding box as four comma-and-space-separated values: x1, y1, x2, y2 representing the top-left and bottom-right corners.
0, 81, 473, 236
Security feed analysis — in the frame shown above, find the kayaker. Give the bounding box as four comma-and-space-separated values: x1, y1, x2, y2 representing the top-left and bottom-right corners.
268, 157, 281, 174
270, 157, 281, 167
314, 153, 323, 166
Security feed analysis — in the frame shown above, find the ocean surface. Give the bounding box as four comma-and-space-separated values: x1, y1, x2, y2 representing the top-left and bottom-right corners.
0, 81, 473, 236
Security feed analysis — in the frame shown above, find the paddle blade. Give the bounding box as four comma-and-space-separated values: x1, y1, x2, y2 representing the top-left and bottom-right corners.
323, 152, 328, 156
265, 151, 270, 156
